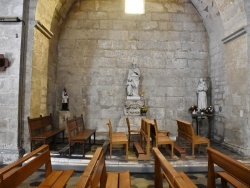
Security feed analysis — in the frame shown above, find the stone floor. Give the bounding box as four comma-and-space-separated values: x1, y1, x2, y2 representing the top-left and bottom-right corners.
15, 139, 250, 188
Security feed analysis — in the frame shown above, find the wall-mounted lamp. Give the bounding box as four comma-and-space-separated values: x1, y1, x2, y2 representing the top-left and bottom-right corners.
0, 54, 10, 72
0, 17, 21, 22
125, 0, 145, 14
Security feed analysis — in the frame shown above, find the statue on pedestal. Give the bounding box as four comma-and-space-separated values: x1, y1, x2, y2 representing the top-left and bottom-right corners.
124, 63, 144, 115
126, 63, 140, 99
61, 88, 69, 111
197, 78, 208, 110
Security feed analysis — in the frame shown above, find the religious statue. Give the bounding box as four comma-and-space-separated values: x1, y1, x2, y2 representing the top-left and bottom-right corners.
126, 63, 140, 98
61, 88, 69, 111
197, 78, 208, 110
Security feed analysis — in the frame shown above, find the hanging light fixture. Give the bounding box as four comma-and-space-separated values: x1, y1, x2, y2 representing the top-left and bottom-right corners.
125, 0, 145, 14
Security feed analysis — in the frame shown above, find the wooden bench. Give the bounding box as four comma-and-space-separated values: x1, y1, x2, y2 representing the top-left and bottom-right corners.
28, 114, 65, 151
176, 119, 210, 157
152, 147, 197, 188
76, 114, 96, 144
76, 147, 131, 188
139, 118, 152, 160
207, 147, 250, 188
67, 117, 96, 156
151, 120, 174, 158
0, 145, 74, 188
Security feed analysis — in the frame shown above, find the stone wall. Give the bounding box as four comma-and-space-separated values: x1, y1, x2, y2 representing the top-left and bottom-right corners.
0, 0, 24, 163
57, 0, 209, 136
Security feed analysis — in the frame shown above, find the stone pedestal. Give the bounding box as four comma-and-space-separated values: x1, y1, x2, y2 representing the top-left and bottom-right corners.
117, 115, 146, 133
124, 99, 145, 116
58, 111, 72, 138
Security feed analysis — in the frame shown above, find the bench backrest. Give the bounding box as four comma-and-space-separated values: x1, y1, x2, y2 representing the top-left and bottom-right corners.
106, 119, 113, 142
207, 147, 250, 187
176, 119, 195, 140
76, 147, 107, 188
40, 113, 54, 131
152, 147, 197, 188
28, 116, 43, 137
0, 145, 52, 188
140, 118, 153, 158
76, 114, 85, 131
28, 114, 55, 137
126, 117, 131, 132
67, 118, 79, 140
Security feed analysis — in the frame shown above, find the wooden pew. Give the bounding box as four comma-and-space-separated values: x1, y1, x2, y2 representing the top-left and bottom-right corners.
151, 120, 174, 158
67, 117, 96, 155
207, 147, 250, 188
152, 147, 197, 188
176, 119, 210, 157
76, 114, 96, 144
0, 145, 74, 188
76, 147, 131, 188
28, 114, 65, 151
106, 119, 128, 159
139, 118, 152, 160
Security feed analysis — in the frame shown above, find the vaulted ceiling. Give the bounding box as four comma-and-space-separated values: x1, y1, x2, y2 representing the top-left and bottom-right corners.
35, 0, 248, 40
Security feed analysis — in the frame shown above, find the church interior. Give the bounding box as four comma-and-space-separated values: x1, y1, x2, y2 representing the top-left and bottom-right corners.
1, 0, 250, 187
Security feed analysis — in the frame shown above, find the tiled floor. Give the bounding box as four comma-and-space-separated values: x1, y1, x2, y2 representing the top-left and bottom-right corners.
8, 140, 250, 187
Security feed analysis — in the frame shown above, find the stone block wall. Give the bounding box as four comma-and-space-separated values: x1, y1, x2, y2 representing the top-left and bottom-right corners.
0, 0, 24, 163
57, 0, 209, 136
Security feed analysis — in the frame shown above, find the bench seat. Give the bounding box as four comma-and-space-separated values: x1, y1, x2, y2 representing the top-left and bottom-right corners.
38, 170, 74, 188
76, 147, 131, 188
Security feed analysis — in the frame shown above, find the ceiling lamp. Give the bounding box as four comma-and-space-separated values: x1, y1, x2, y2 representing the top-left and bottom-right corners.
125, 0, 145, 14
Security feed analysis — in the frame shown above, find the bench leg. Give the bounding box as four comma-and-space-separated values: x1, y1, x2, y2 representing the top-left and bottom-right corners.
63, 131, 65, 144
125, 143, 128, 160
88, 137, 91, 150
82, 143, 85, 157
110, 144, 112, 159
30, 141, 33, 152
221, 178, 227, 188
171, 144, 173, 158
192, 143, 195, 157
69, 143, 71, 155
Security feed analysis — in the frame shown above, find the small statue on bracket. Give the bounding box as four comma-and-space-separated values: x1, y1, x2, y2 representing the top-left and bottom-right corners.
61, 88, 69, 111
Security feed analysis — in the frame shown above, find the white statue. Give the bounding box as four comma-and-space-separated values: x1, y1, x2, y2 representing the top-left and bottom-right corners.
197, 78, 208, 110
62, 88, 69, 111
126, 63, 140, 98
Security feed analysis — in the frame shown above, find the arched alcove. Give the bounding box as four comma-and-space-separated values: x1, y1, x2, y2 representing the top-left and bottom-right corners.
27, 0, 250, 156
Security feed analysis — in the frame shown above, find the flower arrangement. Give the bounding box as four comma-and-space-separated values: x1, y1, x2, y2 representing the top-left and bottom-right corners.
188, 105, 198, 113
141, 106, 148, 116
206, 106, 213, 114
